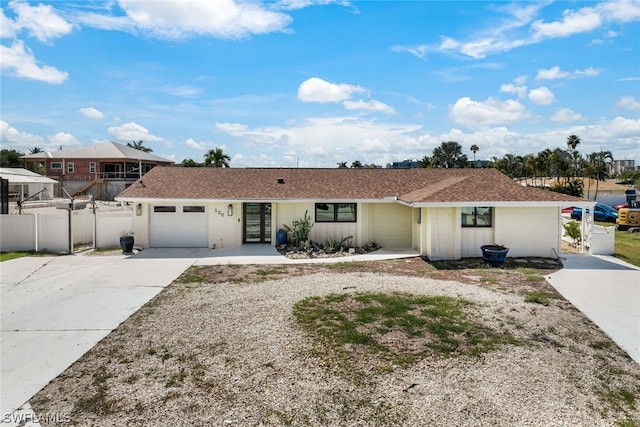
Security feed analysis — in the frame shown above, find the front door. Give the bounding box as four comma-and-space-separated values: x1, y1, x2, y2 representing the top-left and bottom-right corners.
243, 203, 272, 243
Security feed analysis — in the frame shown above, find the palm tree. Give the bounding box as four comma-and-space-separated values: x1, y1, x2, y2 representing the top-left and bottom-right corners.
417, 155, 432, 168
431, 141, 468, 168
337, 162, 348, 168
127, 140, 153, 153
586, 151, 613, 200
470, 144, 479, 167
204, 148, 231, 168
29, 147, 43, 154
566, 134, 581, 152
351, 160, 363, 168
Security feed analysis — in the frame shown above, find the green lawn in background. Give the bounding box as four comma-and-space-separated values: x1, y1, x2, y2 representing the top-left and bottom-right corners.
613, 228, 640, 267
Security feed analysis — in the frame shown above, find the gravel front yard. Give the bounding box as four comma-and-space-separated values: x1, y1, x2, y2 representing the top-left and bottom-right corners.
31, 258, 640, 426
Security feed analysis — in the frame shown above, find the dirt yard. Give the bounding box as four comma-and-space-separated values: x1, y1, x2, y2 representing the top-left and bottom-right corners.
31, 257, 640, 426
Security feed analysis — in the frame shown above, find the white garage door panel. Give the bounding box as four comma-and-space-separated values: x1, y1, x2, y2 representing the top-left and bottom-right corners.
151, 207, 208, 247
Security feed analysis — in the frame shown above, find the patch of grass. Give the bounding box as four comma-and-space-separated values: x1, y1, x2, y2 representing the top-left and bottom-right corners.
613, 228, 640, 267
73, 365, 118, 415
525, 291, 550, 305
175, 266, 205, 283
0, 251, 56, 261
323, 261, 368, 270
255, 267, 287, 276
294, 291, 517, 373
165, 368, 187, 388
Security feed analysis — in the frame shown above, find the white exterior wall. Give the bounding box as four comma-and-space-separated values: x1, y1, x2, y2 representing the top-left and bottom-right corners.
461, 227, 495, 257
493, 207, 560, 258
210, 202, 241, 249
366, 203, 412, 248
424, 207, 459, 261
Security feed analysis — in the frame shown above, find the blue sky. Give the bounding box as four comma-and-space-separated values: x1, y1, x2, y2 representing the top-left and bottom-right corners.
1, 0, 639, 168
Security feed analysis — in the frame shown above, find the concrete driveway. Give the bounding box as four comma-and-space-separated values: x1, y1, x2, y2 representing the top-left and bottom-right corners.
1, 249, 209, 423
547, 253, 640, 364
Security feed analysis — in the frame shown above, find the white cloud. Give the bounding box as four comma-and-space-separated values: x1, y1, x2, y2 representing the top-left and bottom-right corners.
0, 119, 45, 148
550, 108, 584, 123
531, 6, 602, 39
9, 0, 74, 42
535, 66, 569, 80
115, 0, 292, 39
216, 122, 249, 134
343, 99, 396, 115
107, 122, 167, 146
80, 107, 105, 120
449, 97, 528, 127
0, 8, 17, 38
528, 87, 555, 105
298, 77, 366, 103
184, 138, 208, 151
0, 40, 68, 84
536, 65, 600, 80
395, 1, 640, 60
500, 83, 527, 98
616, 96, 640, 110
48, 132, 80, 147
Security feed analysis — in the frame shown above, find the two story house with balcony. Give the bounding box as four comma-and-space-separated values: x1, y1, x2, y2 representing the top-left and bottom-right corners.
21, 141, 174, 200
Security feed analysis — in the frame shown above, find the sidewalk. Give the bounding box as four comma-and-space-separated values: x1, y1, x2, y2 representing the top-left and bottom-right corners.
547, 253, 640, 364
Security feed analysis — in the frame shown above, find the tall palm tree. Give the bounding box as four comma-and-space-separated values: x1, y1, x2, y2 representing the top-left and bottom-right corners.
127, 140, 153, 153
29, 147, 43, 154
566, 134, 581, 152
204, 147, 231, 168
470, 144, 479, 167
586, 151, 613, 200
432, 141, 468, 168
336, 162, 348, 168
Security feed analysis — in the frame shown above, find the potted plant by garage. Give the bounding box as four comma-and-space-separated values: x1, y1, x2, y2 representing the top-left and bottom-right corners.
120, 230, 135, 254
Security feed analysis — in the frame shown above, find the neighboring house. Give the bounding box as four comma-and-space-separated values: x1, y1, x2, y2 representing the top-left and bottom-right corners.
0, 168, 57, 201
21, 142, 174, 200
116, 167, 591, 261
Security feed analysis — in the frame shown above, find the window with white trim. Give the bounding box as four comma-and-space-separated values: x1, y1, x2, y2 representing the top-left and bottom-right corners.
89, 162, 96, 173
51, 162, 62, 170
67, 162, 74, 173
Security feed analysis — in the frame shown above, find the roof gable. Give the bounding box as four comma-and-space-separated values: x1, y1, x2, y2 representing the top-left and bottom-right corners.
117, 167, 587, 204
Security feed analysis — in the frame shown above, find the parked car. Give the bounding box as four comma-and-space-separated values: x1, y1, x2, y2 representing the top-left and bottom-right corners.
570, 203, 618, 223
613, 202, 628, 211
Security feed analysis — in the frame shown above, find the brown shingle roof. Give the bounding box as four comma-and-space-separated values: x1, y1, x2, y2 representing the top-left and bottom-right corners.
116, 166, 587, 204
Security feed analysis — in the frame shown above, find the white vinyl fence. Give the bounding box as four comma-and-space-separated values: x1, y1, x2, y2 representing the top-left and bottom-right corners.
0, 210, 132, 253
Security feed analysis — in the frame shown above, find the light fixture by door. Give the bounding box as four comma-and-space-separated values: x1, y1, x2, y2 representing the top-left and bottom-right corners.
227, 204, 233, 216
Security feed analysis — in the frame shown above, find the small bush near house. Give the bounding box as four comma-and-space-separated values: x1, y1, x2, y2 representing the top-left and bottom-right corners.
563, 221, 581, 246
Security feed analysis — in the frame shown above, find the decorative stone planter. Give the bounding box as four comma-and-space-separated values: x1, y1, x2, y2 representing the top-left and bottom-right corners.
481, 245, 509, 267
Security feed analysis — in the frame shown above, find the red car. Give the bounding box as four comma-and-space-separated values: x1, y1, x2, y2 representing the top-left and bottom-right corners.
614, 202, 628, 211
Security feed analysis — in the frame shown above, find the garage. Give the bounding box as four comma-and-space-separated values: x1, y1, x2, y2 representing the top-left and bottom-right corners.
150, 205, 209, 247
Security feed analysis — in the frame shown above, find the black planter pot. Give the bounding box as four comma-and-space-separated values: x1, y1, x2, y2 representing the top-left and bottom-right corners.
120, 236, 135, 254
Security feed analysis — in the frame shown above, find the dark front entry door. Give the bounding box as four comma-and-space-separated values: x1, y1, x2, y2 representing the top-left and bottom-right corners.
243, 203, 272, 243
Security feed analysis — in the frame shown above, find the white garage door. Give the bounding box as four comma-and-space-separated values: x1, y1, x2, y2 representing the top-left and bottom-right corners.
150, 205, 208, 247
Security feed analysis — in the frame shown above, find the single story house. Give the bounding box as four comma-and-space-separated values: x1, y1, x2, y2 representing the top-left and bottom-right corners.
116, 167, 592, 260
21, 142, 174, 200
0, 168, 57, 201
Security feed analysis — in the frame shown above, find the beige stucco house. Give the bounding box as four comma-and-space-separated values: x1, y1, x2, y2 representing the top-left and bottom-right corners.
116, 167, 592, 260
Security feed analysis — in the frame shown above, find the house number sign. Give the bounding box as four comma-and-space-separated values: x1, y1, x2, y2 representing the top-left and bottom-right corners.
213, 208, 225, 217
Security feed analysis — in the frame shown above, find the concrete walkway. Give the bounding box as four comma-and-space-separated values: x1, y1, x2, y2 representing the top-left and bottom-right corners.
547, 253, 640, 364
